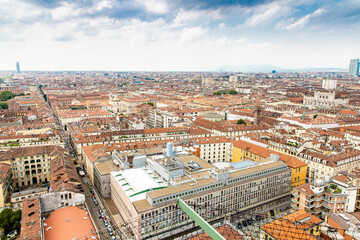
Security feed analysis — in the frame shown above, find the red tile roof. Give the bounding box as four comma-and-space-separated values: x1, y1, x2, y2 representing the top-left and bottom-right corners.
43, 206, 98, 240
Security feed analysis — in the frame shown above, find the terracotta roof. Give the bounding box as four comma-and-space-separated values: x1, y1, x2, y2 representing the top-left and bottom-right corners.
43, 206, 98, 240
0, 163, 11, 184
261, 210, 322, 240
20, 197, 41, 240
233, 140, 306, 168
2, 145, 67, 159
50, 155, 81, 192
188, 224, 243, 240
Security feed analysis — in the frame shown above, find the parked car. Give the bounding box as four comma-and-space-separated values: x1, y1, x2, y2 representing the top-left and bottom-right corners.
7, 230, 18, 240
242, 220, 247, 227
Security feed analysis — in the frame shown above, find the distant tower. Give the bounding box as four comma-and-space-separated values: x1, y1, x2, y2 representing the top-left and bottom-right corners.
348, 59, 359, 77
254, 106, 261, 125
16, 62, 20, 73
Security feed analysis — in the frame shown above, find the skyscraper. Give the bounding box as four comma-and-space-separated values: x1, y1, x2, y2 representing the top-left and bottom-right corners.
16, 62, 20, 73
348, 59, 359, 77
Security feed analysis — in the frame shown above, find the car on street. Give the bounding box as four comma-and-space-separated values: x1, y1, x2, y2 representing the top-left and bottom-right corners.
237, 223, 242, 229
242, 220, 247, 227
99, 209, 104, 216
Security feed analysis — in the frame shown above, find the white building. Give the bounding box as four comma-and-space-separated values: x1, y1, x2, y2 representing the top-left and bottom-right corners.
322, 79, 337, 90
303, 91, 348, 108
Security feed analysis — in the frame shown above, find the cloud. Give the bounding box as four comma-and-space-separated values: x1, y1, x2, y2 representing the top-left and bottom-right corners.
141, 0, 168, 14
284, 8, 325, 30
0, 0, 359, 71
245, 3, 292, 26
179, 27, 207, 42
174, 0, 273, 10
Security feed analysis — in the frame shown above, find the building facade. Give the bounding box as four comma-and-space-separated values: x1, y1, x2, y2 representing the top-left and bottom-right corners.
110, 151, 292, 240
349, 59, 359, 77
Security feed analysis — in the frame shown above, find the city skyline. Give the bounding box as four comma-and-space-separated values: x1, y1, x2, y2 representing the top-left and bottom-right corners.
1, 0, 360, 71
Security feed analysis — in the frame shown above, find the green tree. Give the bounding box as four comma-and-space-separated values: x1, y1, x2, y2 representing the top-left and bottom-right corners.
119, 82, 127, 87
143, 102, 154, 106
0, 91, 15, 101
0, 208, 21, 234
228, 89, 237, 95
213, 91, 221, 95
237, 119, 246, 125
0, 102, 8, 109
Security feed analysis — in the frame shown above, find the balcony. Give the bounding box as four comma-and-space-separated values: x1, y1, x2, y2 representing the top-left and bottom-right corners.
290, 203, 299, 210
292, 192, 300, 198
323, 198, 346, 204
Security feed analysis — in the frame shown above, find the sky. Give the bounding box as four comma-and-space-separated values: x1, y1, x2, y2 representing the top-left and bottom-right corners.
1, 0, 360, 71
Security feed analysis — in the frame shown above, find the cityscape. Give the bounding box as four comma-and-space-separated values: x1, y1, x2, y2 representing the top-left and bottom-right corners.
1, 1, 360, 240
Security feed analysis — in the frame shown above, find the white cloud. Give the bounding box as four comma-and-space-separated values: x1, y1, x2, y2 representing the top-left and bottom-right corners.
245, 3, 292, 26
174, 9, 222, 25
179, 27, 207, 42
51, 2, 80, 21
141, 0, 168, 14
285, 8, 325, 30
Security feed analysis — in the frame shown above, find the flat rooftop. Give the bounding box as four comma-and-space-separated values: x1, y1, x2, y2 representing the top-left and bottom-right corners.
94, 159, 121, 175
231, 160, 258, 169
111, 167, 167, 202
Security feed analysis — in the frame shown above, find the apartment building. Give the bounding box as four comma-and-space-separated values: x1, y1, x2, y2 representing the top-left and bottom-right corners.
110, 146, 292, 239
261, 210, 323, 240
303, 91, 349, 108
298, 148, 360, 181
232, 139, 307, 187
0, 146, 69, 187
147, 109, 181, 128
58, 108, 112, 126
291, 178, 355, 219
74, 126, 210, 155
193, 136, 233, 163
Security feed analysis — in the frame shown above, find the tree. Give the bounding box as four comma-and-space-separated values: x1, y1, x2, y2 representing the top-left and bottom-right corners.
228, 89, 237, 95
0, 208, 21, 234
237, 119, 246, 125
119, 82, 127, 87
0, 91, 15, 101
0, 102, 8, 109
143, 102, 154, 106
213, 91, 221, 95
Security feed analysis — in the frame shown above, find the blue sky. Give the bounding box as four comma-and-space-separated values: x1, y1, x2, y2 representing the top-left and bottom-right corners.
1, 0, 360, 71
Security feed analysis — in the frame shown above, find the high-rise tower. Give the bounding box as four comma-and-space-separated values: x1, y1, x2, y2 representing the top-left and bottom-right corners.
348, 59, 359, 77
16, 62, 20, 73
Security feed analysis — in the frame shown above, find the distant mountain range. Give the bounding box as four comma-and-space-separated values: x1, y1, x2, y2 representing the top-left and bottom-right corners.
217, 64, 347, 73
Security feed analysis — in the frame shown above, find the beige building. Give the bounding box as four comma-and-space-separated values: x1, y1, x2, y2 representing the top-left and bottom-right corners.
0, 146, 69, 187
109, 148, 292, 240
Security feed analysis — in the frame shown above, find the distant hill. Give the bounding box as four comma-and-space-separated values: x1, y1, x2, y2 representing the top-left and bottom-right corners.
217, 65, 347, 73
